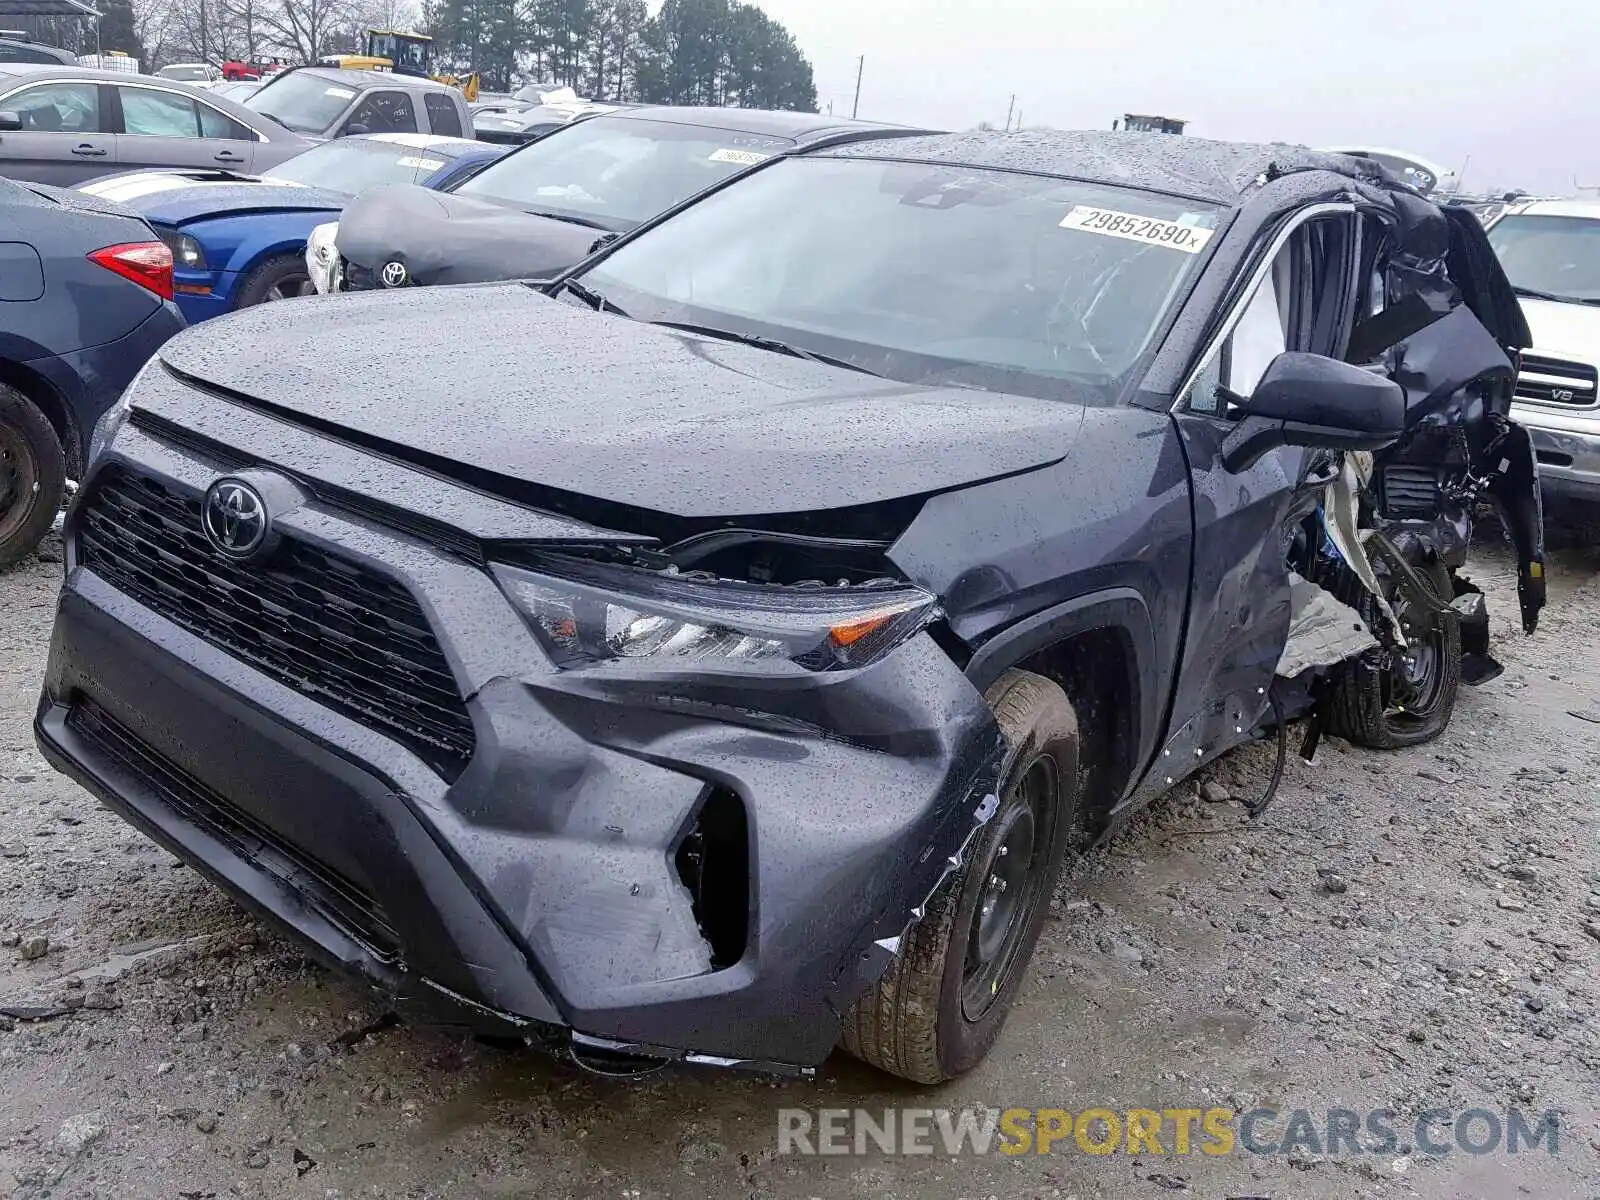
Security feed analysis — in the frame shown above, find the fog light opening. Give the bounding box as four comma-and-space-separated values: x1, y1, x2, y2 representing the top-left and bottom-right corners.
674, 786, 750, 970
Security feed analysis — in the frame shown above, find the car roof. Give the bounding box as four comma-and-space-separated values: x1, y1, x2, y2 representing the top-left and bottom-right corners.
277, 66, 460, 93
1501, 198, 1600, 220
822, 128, 1388, 206
605, 105, 931, 144
0, 63, 211, 86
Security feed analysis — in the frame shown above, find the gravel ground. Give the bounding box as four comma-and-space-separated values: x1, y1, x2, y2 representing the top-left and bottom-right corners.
1, 527, 1597, 1200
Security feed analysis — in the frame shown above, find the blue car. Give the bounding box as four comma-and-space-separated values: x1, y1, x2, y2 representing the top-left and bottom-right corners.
75, 134, 502, 324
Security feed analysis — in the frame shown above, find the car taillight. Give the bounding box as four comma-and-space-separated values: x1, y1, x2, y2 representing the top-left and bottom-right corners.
87, 241, 174, 301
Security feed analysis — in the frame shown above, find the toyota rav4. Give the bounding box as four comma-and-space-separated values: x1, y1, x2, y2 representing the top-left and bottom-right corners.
37, 131, 1543, 1084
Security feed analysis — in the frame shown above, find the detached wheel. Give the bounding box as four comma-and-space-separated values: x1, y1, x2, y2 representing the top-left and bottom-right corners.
842, 668, 1083, 1084
0, 384, 65, 570
234, 255, 316, 308
1322, 555, 1461, 749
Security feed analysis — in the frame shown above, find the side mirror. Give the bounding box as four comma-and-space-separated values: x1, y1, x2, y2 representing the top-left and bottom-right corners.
1221, 351, 1405, 473
0, 111, 22, 132
342, 122, 370, 137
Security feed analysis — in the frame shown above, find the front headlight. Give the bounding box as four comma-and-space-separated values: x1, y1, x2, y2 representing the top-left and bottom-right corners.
155, 228, 207, 270
492, 556, 938, 672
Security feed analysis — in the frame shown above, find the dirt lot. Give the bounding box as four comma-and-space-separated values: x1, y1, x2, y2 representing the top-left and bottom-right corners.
1, 527, 1597, 1200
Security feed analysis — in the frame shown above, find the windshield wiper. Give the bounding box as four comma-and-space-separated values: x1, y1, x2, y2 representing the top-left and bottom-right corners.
526, 209, 612, 231
649, 321, 881, 375
1513, 284, 1600, 306
549, 277, 628, 316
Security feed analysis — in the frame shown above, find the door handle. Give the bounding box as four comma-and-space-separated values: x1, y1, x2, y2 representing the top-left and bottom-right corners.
71, 144, 107, 157
213, 151, 244, 163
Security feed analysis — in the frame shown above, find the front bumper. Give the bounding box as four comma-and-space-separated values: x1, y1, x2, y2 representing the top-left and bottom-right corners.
36, 416, 1001, 1072
1512, 402, 1600, 504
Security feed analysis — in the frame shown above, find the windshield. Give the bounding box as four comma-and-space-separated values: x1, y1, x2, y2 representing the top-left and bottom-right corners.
243, 72, 354, 133
1488, 214, 1600, 302
454, 115, 793, 229
161, 65, 212, 81
263, 137, 457, 192
576, 157, 1222, 402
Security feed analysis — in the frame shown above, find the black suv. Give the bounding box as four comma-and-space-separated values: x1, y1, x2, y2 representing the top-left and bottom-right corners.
36, 131, 1543, 1084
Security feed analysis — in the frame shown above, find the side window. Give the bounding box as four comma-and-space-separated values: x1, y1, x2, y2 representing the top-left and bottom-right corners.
197, 102, 256, 141
120, 87, 199, 137
345, 91, 416, 134
1187, 214, 1355, 413
7, 82, 100, 132
423, 93, 461, 137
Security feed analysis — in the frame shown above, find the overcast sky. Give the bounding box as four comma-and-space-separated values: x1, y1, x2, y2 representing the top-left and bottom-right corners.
755, 0, 1592, 197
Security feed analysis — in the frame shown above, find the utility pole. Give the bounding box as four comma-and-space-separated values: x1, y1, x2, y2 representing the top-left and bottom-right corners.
1004, 94, 1014, 132
199, 0, 209, 64
851, 55, 863, 119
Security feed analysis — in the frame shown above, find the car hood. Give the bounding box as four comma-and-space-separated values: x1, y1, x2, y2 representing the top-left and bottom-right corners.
334, 184, 603, 286
156, 283, 1086, 519
77, 170, 349, 226
1516, 296, 1600, 364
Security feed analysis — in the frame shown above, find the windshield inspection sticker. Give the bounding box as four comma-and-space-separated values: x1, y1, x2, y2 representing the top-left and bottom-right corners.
709, 148, 770, 166
324, 86, 357, 99
396, 156, 444, 171
1059, 205, 1215, 253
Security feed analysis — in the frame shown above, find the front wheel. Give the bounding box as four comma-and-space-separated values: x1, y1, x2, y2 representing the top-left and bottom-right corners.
841, 668, 1083, 1084
1321, 554, 1461, 749
0, 385, 66, 570
234, 255, 316, 308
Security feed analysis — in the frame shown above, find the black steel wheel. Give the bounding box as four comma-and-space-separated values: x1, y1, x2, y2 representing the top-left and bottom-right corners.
1322, 554, 1461, 749
842, 668, 1084, 1084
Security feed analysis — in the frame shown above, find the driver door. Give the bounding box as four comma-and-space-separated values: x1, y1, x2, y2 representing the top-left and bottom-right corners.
1153, 205, 1359, 779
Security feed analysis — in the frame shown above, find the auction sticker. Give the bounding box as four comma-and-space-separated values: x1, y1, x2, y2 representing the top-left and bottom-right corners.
396, 156, 445, 171
1059, 206, 1215, 253
709, 148, 770, 166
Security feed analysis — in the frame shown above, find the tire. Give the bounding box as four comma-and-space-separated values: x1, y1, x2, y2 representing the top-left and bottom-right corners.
0, 383, 66, 570
233, 255, 317, 308
841, 668, 1084, 1084
1321, 554, 1461, 749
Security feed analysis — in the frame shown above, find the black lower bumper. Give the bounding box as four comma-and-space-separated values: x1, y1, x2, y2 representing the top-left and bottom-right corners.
37, 434, 1002, 1071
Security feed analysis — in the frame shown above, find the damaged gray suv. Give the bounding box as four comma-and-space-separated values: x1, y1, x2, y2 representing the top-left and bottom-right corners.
36, 131, 1544, 1084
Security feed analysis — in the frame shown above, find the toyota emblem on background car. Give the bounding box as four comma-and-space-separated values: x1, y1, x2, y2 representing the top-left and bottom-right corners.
202, 479, 269, 558
380, 260, 410, 288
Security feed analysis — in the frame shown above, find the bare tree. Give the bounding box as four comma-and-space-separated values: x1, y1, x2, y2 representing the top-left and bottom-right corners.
259, 0, 361, 62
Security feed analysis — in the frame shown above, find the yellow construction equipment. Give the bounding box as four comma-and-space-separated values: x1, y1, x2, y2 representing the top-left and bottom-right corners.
334, 30, 479, 102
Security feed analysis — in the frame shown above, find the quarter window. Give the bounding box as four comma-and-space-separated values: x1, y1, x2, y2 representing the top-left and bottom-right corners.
198, 103, 256, 141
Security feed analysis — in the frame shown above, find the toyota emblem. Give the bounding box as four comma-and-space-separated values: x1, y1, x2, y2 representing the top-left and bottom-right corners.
202, 478, 269, 558
379, 260, 409, 288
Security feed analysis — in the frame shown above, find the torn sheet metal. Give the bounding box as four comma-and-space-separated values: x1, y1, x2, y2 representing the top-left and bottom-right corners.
1276, 572, 1379, 678
1321, 457, 1404, 643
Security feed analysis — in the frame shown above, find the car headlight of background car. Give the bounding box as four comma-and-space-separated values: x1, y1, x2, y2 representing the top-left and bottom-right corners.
492, 556, 938, 672
305, 222, 340, 294
155, 228, 207, 271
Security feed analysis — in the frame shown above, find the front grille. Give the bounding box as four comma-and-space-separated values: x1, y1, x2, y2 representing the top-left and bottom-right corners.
1378, 465, 1440, 519
68, 698, 401, 961
76, 468, 476, 778
1516, 354, 1599, 408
